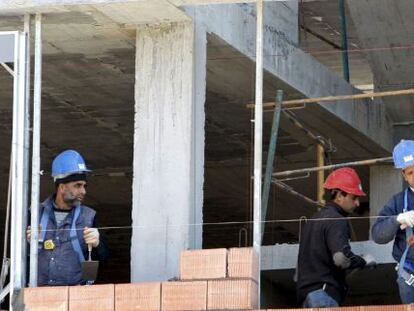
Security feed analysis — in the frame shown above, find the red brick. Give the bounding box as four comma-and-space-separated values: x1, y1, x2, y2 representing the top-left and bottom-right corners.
228, 247, 259, 281
360, 305, 410, 311
161, 281, 207, 311
207, 279, 258, 310
69, 284, 114, 311
115, 282, 161, 311
180, 248, 227, 280
318, 307, 359, 311
24, 286, 69, 311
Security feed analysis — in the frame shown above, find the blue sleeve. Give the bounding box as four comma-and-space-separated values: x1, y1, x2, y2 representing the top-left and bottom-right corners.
371, 195, 401, 244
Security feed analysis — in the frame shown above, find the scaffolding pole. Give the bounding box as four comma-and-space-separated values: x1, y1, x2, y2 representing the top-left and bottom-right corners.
282, 109, 334, 150
261, 90, 282, 238
272, 179, 324, 208
253, 0, 263, 308
247, 88, 414, 109
273, 156, 392, 178
10, 30, 29, 304
29, 13, 42, 288
339, 0, 350, 82
22, 13, 31, 291
316, 144, 325, 205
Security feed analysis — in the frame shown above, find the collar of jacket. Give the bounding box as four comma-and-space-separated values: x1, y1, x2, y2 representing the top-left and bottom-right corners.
325, 201, 349, 217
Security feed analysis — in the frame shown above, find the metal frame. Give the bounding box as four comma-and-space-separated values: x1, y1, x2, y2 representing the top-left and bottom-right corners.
0, 31, 16, 307
252, 88, 414, 109
0, 30, 31, 308
29, 13, 42, 288
273, 156, 392, 178
339, 0, 350, 82
261, 90, 282, 237
253, 0, 264, 308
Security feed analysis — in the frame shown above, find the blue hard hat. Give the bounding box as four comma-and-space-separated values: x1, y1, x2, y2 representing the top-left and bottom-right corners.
51, 150, 91, 179
393, 140, 414, 169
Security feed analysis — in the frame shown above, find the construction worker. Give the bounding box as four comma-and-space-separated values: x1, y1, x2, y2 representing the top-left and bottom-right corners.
372, 139, 414, 303
27, 150, 107, 286
296, 167, 376, 308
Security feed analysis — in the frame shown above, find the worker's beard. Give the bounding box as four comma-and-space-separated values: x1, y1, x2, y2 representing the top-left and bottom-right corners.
63, 190, 81, 207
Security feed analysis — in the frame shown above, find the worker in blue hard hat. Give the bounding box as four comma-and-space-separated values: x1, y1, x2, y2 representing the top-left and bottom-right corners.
27, 149, 108, 286
372, 139, 414, 303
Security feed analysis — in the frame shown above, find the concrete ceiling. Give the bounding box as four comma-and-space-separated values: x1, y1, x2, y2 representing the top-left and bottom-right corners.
347, 0, 414, 123
300, 0, 373, 88
302, 0, 414, 124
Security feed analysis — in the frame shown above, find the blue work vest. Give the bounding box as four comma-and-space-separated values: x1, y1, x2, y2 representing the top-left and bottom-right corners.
37, 196, 96, 286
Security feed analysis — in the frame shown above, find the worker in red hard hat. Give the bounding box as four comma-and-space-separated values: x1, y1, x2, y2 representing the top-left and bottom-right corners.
296, 167, 376, 308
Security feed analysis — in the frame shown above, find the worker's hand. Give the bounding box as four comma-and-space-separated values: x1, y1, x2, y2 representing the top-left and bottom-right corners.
397, 211, 414, 229
408, 235, 414, 247
83, 227, 100, 248
26, 225, 42, 243
362, 254, 376, 268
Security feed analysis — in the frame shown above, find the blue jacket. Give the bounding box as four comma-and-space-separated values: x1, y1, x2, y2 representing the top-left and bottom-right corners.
36, 195, 107, 286
372, 188, 414, 263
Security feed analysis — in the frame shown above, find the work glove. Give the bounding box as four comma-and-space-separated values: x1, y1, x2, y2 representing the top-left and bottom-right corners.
83, 227, 100, 247
397, 211, 414, 229
26, 225, 42, 243
362, 254, 377, 268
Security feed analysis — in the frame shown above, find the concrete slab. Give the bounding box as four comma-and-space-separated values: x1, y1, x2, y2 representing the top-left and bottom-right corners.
348, 0, 414, 123
186, 3, 393, 152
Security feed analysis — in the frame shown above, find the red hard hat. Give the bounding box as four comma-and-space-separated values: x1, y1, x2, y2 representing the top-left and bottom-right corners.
323, 167, 366, 196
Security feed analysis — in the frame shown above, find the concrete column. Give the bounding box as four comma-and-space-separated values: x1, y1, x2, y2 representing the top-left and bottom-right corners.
370, 165, 403, 234
131, 19, 205, 281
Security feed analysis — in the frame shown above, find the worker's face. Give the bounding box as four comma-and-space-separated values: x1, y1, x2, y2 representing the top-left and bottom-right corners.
402, 165, 414, 188
336, 192, 360, 214
59, 180, 87, 207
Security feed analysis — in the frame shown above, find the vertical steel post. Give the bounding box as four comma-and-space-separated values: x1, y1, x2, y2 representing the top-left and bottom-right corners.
253, 0, 264, 308
29, 13, 42, 288
339, 0, 350, 82
261, 90, 283, 237
22, 13, 31, 290
317, 144, 325, 206
10, 30, 28, 302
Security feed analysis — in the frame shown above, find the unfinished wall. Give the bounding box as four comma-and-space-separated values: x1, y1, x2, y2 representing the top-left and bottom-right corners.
131, 19, 204, 281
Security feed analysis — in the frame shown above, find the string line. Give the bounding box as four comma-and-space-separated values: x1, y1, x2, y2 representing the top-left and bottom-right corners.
34, 214, 396, 232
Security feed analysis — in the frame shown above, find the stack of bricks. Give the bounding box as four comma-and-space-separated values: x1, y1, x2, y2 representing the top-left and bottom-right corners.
22, 247, 258, 311
22, 247, 412, 310
171, 247, 259, 310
